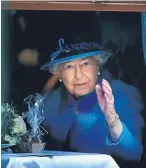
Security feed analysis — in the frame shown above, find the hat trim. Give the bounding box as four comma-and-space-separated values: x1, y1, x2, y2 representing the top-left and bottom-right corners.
41, 50, 110, 70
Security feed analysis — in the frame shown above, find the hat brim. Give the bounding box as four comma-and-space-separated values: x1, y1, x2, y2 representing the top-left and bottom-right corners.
41, 50, 111, 70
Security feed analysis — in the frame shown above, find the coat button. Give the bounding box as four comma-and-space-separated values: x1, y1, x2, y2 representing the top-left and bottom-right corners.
76, 107, 79, 114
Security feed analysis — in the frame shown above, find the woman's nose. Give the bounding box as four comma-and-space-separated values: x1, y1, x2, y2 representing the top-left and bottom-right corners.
74, 66, 83, 79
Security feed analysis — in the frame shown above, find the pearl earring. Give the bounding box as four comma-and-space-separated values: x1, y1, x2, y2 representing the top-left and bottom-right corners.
98, 71, 100, 76
59, 78, 62, 82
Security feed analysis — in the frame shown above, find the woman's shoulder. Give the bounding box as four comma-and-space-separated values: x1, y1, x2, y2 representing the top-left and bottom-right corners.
111, 79, 141, 96
43, 86, 65, 104
111, 79, 143, 112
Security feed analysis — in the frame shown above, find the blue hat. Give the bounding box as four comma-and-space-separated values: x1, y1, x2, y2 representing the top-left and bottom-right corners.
41, 38, 112, 70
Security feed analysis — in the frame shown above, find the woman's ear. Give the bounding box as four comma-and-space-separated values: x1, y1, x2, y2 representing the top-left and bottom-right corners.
56, 71, 61, 79
95, 57, 100, 75
57, 72, 63, 82
96, 56, 100, 65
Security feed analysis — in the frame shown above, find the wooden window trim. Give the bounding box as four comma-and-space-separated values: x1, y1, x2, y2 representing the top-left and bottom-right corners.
2, 1, 146, 12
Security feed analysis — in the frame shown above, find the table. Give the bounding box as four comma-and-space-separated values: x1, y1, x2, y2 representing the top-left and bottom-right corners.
2, 150, 120, 168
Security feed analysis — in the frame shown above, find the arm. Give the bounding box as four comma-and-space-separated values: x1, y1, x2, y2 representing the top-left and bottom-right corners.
96, 79, 144, 161
42, 88, 77, 144
43, 74, 59, 93
106, 80, 144, 161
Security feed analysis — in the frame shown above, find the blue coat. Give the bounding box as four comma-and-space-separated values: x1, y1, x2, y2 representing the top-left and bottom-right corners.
42, 73, 144, 161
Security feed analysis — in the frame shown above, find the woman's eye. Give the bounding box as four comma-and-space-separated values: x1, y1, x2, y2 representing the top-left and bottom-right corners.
65, 65, 73, 70
82, 61, 90, 66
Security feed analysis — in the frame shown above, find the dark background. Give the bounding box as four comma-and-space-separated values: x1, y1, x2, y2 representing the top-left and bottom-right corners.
1, 10, 146, 167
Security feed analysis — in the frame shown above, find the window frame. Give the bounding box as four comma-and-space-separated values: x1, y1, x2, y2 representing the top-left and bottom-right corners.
2, 1, 146, 12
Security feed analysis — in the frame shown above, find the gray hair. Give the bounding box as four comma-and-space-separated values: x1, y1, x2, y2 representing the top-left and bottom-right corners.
48, 54, 110, 74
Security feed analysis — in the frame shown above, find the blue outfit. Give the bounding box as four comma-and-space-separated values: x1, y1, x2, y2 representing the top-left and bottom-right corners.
42, 72, 144, 161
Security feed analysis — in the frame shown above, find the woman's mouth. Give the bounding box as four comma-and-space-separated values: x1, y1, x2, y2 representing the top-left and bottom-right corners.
75, 82, 88, 87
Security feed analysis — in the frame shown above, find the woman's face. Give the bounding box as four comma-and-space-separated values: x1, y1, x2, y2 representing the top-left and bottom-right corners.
58, 57, 99, 97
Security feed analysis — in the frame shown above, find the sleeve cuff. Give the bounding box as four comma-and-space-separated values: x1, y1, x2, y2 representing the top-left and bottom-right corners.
106, 122, 125, 146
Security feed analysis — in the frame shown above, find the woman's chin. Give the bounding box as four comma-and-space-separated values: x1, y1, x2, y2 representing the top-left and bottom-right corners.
73, 88, 91, 97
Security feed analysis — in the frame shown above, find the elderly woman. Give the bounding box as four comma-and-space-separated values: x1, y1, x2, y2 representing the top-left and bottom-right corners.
41, 38, 144, 162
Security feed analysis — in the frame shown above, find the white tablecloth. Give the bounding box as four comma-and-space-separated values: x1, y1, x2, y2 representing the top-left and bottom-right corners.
2, 151, 119, 168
